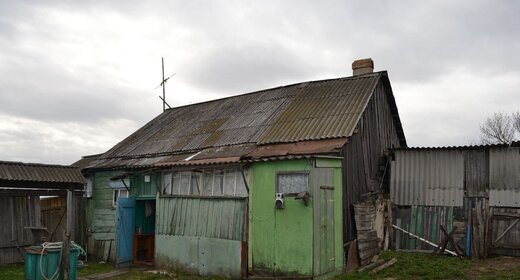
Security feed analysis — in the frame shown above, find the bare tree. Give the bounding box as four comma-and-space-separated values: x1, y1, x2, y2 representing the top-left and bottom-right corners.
513, 111, 520, 134
480, 112, 516, 144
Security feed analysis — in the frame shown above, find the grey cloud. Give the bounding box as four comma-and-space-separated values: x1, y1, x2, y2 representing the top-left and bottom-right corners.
0, 48, 152, 123
0, 0, 519, 163
182, 43, 316, 94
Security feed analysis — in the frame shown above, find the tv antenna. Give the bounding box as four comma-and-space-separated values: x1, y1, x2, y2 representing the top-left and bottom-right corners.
155, 57, 176, 112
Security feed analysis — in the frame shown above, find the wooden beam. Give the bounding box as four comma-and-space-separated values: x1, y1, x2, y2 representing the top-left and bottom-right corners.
493, 219, 520, 244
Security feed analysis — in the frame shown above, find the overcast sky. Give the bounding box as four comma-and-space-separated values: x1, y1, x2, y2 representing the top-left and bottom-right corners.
1, 0, 519, 165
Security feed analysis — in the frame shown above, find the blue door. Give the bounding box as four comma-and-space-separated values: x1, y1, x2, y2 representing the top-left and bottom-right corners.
116, 197, 135, 268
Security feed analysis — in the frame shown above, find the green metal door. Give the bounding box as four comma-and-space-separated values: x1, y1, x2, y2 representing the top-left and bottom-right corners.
313, 168, 335, 276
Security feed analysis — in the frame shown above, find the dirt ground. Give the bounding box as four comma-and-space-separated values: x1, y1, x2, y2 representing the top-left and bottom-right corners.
465, 256, 520, 280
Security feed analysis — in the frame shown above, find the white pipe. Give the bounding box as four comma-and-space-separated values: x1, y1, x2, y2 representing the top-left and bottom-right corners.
392, 224, 457, 256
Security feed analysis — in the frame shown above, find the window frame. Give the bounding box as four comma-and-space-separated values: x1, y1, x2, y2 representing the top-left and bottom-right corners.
112, 188, 129, 207
276, 171, 310, 196
161, 167, 248, 198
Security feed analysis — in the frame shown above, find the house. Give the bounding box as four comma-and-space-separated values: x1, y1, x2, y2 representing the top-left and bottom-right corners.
0, 161, 84, 264
83, 58, 406, 278
390, 142, 520, 258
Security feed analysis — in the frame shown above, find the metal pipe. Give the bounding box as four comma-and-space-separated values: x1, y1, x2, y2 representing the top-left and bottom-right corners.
392, 224, 457, 256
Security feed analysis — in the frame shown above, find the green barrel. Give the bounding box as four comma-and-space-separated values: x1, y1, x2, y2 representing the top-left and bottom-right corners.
24, 246, 78, 280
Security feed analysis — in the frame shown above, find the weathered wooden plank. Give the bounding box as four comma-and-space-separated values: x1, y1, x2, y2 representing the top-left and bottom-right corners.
410, 206, 417, 249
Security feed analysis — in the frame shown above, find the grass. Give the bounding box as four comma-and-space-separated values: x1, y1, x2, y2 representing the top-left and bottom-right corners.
338, 251, 520, 280
109, 270, 229, 280
77, 262, 116, 277
1, 252, 519, 280
0, 264, 24, 280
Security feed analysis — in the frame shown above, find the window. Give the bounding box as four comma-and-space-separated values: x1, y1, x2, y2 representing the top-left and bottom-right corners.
84, 176, 93, 198
112, 189, 129, 207
277, 172, 309, 195
162, 168, 248, 197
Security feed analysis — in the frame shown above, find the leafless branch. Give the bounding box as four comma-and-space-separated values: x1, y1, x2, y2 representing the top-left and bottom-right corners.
513, 111, 520, 134
479, 112, 515, 144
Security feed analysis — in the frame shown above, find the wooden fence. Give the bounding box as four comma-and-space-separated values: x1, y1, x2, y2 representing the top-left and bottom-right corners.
0, 196, 40, 264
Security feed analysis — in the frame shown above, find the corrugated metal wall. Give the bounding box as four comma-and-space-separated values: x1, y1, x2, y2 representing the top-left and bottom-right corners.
156, 196, 246, 241
0, 196, 40, 264
489, 147, 520, 190
464, 149, 489, 197
390, 146, 520, 257
489, 147, 520, 207
391, 150, 464, 207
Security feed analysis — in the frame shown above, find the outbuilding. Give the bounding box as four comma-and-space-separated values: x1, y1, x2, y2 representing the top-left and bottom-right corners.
0, 161, 84, 265
390, 142, 520, 257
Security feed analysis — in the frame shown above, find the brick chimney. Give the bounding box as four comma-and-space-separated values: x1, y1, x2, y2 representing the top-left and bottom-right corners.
352, 58, 374, 76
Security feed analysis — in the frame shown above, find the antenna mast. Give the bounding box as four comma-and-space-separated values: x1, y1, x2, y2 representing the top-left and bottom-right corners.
161, 57, 166, 112
156, 57, 175, 112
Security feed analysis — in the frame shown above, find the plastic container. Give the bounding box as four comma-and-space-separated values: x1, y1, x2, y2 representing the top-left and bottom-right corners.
24, 246, 78, 280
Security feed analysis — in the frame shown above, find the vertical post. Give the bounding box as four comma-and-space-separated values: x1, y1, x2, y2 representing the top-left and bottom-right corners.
162, 57, 166, 112
62, 188, 73, 280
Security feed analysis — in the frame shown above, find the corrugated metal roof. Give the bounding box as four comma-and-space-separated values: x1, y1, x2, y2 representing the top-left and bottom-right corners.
71, 154, 102, 170
394, 141, 520, 151
0, 161, 84, 186
89, 72, 389, 169
390, 150, 464, 207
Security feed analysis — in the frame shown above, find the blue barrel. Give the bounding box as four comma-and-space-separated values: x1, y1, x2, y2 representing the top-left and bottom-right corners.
24, 246, 78, 280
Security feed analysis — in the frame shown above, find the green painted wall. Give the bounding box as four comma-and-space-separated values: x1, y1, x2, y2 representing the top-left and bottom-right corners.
155, 235, 243, 278
155, 196, 247, 278
130, 172, 161, 198
86, 170, 124, 262
157, 196, 246, 240
249, 159, 344, 278
131, 172, 161, 235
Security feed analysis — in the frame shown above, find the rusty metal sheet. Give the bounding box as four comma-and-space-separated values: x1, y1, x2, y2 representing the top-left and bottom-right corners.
155, 156, 241, 167
246, 138, 347, 158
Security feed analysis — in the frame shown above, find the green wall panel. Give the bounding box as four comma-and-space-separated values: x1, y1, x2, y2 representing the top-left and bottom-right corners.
155, 235, 243, 278
130, 172, 161, 198
157, 196, 246, 241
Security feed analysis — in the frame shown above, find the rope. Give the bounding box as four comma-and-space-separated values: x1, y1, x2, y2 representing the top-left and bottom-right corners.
40, 242, 62, 280
39, 241, 86, 280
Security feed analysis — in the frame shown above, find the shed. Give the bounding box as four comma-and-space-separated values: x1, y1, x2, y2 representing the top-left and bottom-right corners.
84, 59, 406, 278
0, 161, 84, 265
390, 142, 520, 257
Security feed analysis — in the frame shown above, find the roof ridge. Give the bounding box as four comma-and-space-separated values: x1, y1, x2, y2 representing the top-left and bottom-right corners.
0, 161, 78, 169
163, 72, 384, 112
